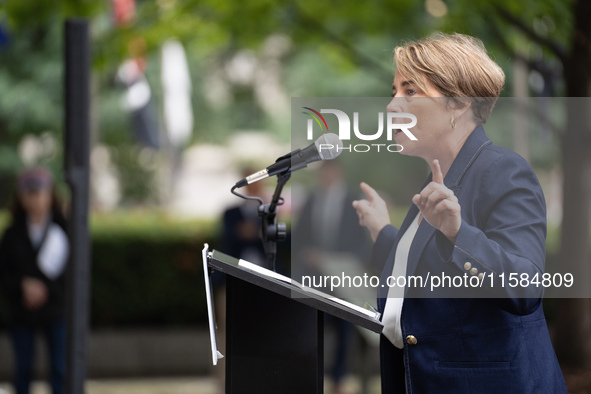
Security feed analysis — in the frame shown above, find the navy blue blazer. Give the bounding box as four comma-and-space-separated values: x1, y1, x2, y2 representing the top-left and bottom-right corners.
372, 126, 567, 393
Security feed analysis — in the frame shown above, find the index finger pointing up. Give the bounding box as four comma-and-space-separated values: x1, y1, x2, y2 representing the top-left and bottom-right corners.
430, 159, 444, 184
360, 182, 380, 202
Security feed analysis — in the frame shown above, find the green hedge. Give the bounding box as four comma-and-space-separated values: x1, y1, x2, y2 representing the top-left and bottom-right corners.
89, 212, 219, 328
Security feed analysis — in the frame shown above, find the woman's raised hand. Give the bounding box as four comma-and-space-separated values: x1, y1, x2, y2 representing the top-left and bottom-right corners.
352, 182, 391, 242
412, 159, 462, 243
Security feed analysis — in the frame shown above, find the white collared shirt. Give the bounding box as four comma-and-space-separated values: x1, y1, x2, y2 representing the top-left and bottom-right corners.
381, 212, 421, 348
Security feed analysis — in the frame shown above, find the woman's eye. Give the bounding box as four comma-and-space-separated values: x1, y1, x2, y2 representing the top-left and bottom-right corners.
407, 89, 416, 96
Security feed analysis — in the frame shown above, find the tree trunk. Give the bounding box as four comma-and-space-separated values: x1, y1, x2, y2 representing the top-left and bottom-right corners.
555, 123, 591, 366
554, 0, 591, 368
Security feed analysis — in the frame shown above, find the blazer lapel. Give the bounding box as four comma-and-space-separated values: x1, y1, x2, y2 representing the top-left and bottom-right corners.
380, 126, 492, 302
403, 126, 492, 287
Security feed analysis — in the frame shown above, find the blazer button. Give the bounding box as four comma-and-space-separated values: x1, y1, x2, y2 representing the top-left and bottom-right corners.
470, 267, 478, 275
463, 262, 472, 270
406, 335, 417, 345
478, 273, 484, 280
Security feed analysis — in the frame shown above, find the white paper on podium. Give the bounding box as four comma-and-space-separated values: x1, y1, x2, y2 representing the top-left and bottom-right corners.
202, 244, 224, 365
237, 259, 380, 320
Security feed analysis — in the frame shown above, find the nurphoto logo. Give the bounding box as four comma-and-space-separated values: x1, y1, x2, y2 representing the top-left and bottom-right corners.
302, 107, 417, 153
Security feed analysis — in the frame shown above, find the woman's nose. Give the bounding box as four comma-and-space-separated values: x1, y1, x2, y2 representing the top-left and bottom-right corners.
387, 97, 404, 113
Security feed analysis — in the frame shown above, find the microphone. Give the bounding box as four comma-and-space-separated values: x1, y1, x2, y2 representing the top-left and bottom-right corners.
234, 133, 343, 188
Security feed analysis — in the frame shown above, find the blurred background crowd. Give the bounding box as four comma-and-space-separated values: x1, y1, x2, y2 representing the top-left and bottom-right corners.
0, 0, 590, 393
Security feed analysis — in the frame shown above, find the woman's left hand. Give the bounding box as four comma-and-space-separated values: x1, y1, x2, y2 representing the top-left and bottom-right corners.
412, 159, 462, 243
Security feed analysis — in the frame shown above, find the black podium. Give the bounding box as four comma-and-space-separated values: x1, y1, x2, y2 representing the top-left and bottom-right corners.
204, 246, 383, 394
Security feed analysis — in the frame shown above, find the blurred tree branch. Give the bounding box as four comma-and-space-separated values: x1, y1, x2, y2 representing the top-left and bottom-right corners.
292, 3, 393, 83
494, 5, 568, 65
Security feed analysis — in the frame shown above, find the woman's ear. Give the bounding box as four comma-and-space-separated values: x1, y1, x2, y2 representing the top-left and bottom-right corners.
453, 99, 473, 123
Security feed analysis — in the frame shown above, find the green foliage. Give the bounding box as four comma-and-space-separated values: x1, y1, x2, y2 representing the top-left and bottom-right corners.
90, 210, 217, 240
0, 19, 62, 152
0, 0, 572, 203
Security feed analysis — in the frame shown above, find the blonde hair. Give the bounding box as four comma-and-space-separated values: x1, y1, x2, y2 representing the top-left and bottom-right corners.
394, 32, 505, 124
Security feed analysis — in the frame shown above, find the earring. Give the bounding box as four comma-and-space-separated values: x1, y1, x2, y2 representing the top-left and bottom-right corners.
450, 114, 456, 129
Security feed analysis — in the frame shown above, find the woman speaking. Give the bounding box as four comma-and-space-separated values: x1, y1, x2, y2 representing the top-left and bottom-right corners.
353, 33, 567, 393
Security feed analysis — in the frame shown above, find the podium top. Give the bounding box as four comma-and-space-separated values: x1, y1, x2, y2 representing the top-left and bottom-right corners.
207, 249, 383, 333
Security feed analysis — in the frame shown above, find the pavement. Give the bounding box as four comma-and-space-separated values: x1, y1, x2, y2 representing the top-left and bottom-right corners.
0, 378, 219, 394
0, 375, 382, 394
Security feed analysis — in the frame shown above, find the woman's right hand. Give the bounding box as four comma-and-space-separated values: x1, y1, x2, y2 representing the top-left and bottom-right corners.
22, 277, 48, 310
352, 182, 391, 242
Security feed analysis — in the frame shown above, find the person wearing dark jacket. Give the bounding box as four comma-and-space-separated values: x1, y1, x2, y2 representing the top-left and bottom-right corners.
294, 160, 371, 394
0, 167, 69, 394
352, 33, 566, 393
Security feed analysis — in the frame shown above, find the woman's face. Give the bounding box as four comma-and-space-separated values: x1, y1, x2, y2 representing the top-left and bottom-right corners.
387, 71, 451, 159
20, 189, 52, 218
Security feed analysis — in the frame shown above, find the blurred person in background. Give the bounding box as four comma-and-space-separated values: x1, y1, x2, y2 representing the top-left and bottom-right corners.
0, 167, 69, 394
220, 166, 267, 266
211, 166, 267, 393
294, 160, 371, 394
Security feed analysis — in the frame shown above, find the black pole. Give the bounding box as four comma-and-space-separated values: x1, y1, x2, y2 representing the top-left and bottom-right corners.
64, 19, 91, 394
259, 172, 289, 271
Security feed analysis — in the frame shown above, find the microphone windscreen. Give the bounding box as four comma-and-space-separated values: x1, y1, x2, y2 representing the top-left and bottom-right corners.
315, 133, 343, 160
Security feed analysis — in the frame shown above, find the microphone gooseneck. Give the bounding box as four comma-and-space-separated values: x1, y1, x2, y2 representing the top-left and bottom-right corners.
234, 133, 343, 189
